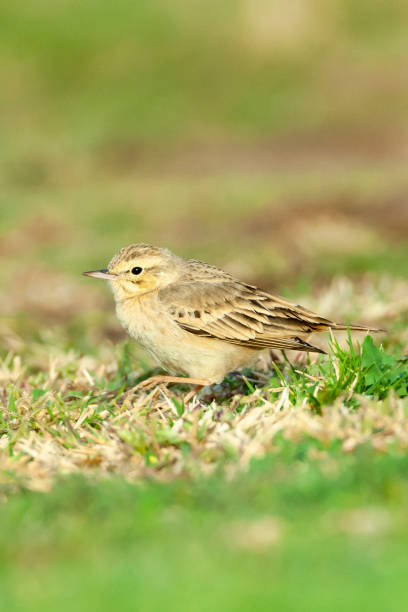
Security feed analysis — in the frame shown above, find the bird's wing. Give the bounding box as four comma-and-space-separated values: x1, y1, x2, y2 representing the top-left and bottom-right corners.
158, 281, 333, 353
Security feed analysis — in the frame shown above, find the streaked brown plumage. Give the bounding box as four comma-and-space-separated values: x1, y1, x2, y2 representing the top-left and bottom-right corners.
83, 244, 382, 387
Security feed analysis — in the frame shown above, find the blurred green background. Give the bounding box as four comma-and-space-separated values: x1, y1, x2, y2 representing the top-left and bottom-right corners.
1, 0, 408, 302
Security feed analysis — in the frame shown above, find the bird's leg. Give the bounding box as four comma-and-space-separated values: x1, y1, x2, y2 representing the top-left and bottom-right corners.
133, 375, 211, 393
183, 385, 206, 404
269, 349, 280, 363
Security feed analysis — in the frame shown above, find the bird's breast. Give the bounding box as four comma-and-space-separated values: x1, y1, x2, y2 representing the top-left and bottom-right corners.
114, 293, 258, 382
116, 294, 173, 343
115, 294, 188, 373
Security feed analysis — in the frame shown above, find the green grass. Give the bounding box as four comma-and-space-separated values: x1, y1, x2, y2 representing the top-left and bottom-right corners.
2, 443, 408, 611
280, 334, 408, 408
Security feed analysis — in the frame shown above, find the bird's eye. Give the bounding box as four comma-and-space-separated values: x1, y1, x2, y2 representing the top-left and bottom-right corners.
131, 266, 143, 275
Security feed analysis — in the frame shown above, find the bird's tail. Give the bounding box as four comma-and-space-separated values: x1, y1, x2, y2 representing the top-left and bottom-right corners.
329, 322, 386, 333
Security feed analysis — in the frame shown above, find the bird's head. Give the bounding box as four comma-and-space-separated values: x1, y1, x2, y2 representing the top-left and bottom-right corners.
83, 244, 183, 301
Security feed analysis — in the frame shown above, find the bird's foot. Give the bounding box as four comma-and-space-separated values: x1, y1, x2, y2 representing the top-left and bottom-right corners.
132, 375, 211, 393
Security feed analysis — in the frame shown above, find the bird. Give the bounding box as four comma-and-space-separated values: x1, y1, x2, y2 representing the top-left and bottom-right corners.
83, 243, 382, 390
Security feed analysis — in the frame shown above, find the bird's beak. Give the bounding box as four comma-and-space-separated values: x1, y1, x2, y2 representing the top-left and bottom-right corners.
82, 269, 117, 280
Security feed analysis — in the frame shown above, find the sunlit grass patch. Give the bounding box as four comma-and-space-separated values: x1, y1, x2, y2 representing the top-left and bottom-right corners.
0, 273, 406, 495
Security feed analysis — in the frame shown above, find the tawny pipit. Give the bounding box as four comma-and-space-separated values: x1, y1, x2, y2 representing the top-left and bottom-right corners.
83, 244, 382, 389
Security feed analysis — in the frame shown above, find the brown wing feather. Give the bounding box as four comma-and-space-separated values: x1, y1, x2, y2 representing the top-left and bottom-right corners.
158, 280, 332, 353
